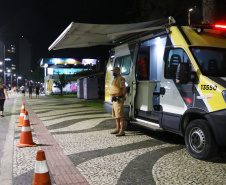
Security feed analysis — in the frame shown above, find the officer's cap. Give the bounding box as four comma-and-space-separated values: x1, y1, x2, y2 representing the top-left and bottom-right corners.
112, 67, 120, 73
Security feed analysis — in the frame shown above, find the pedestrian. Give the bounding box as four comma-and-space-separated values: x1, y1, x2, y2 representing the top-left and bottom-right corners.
109, 67, 126, 136
28, 84, 33, 99
36, 84, 40, 99
0, 77, 9, 117
21, 84, 25, 96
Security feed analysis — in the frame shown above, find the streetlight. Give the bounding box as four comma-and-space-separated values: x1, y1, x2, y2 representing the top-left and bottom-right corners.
188, 6, 196, 25
188, 8, 193, 25
5, 69, 12, 88
17, 76, 22, 89
7, 69, 13, 88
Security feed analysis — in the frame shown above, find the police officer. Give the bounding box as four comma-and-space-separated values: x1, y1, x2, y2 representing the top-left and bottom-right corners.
109, 67, 126, 136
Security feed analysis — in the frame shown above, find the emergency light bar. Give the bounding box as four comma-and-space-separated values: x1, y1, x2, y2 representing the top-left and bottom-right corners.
191, 24, 226, 29
215, 25, 226, 29
190, 24, 226, 36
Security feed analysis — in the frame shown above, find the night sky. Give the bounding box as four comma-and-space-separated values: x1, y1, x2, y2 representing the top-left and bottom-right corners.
0, 0, 132, 67
0, 0, 225, 69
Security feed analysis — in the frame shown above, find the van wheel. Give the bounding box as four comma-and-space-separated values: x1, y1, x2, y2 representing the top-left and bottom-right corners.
124, 119, 132, 131
185, 119, 218, 160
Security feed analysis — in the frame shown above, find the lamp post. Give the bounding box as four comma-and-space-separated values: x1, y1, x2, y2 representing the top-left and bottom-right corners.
6, 69, 12, 88
188, 8, 193, 25
17, 76, 22, 89
188, 6, 196, 25
13, 74, 16, 87
11, 74, 12, 87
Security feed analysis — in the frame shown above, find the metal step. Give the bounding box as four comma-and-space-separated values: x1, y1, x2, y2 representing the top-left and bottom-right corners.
131, 118, 164, 132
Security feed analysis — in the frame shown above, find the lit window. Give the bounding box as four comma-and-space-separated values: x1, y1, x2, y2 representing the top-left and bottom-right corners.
114, 55, 131, 75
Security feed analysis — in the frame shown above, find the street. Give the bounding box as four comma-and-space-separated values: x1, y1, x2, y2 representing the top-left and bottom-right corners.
0, 93, 226, 185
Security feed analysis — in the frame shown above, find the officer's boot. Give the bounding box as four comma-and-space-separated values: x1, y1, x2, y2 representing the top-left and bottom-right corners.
110, 129, 120, 134
116, 130, 125, 136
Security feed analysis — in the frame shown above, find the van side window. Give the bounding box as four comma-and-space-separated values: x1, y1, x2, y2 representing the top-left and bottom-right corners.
114, 55, 131, 75
165, 49, 190, 79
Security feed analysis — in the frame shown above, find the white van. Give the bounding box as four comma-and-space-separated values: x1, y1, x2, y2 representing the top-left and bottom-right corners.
104, 21, 226, 160
48, 17, 226, 160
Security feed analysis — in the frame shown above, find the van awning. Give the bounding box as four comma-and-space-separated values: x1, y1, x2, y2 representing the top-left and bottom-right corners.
48, 19, 166, 51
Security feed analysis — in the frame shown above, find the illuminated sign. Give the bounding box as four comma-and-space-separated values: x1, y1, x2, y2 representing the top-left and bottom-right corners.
82, 59, 98, 65
47, 68, 87, 75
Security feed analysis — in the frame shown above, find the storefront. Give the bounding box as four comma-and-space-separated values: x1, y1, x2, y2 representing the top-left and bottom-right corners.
39, 58, 99, 95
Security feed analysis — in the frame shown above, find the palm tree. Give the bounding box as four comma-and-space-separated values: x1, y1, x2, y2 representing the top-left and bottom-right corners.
54, 74, 70, 96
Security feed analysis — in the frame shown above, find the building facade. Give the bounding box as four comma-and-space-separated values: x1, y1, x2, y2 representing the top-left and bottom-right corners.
5, 44, 17, 87
0, 41, 4, 81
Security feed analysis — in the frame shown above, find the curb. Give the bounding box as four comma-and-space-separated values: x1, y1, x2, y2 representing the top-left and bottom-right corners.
0, 97, 17, 185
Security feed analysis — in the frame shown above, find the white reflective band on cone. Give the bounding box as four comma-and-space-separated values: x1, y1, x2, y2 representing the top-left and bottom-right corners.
24, 115, 29, 120
34, 160, 49, 173
22, 127, 31, 132
20, 113, 24, 116
21, 106, 25, 109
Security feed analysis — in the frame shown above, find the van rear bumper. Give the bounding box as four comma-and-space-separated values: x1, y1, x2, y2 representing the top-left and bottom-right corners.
104, 101, 130, 120
207, 109, 226, 146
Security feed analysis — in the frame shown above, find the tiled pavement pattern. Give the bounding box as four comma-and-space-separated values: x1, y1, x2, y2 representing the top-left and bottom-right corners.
13, 95, 226, 185
14, 97, 88, 185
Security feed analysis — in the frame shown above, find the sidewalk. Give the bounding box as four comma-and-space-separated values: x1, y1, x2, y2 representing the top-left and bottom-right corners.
13, 95, 94, 185
10, 95, 165, 185
0, 93, 17, 185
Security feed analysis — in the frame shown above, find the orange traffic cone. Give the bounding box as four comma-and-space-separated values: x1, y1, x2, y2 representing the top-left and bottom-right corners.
33, 150, 51, 185
17, 103, 25, 127
17, 111, 36, 147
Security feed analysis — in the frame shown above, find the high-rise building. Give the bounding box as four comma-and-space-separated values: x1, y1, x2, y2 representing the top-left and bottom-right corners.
0, 41, 4, 81
0, 35, 33, 88
5, 44, 17, 87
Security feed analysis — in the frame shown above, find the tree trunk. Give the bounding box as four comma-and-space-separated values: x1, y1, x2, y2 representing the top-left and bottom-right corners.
60, 86, 63, 96
202, 0, 216, 24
